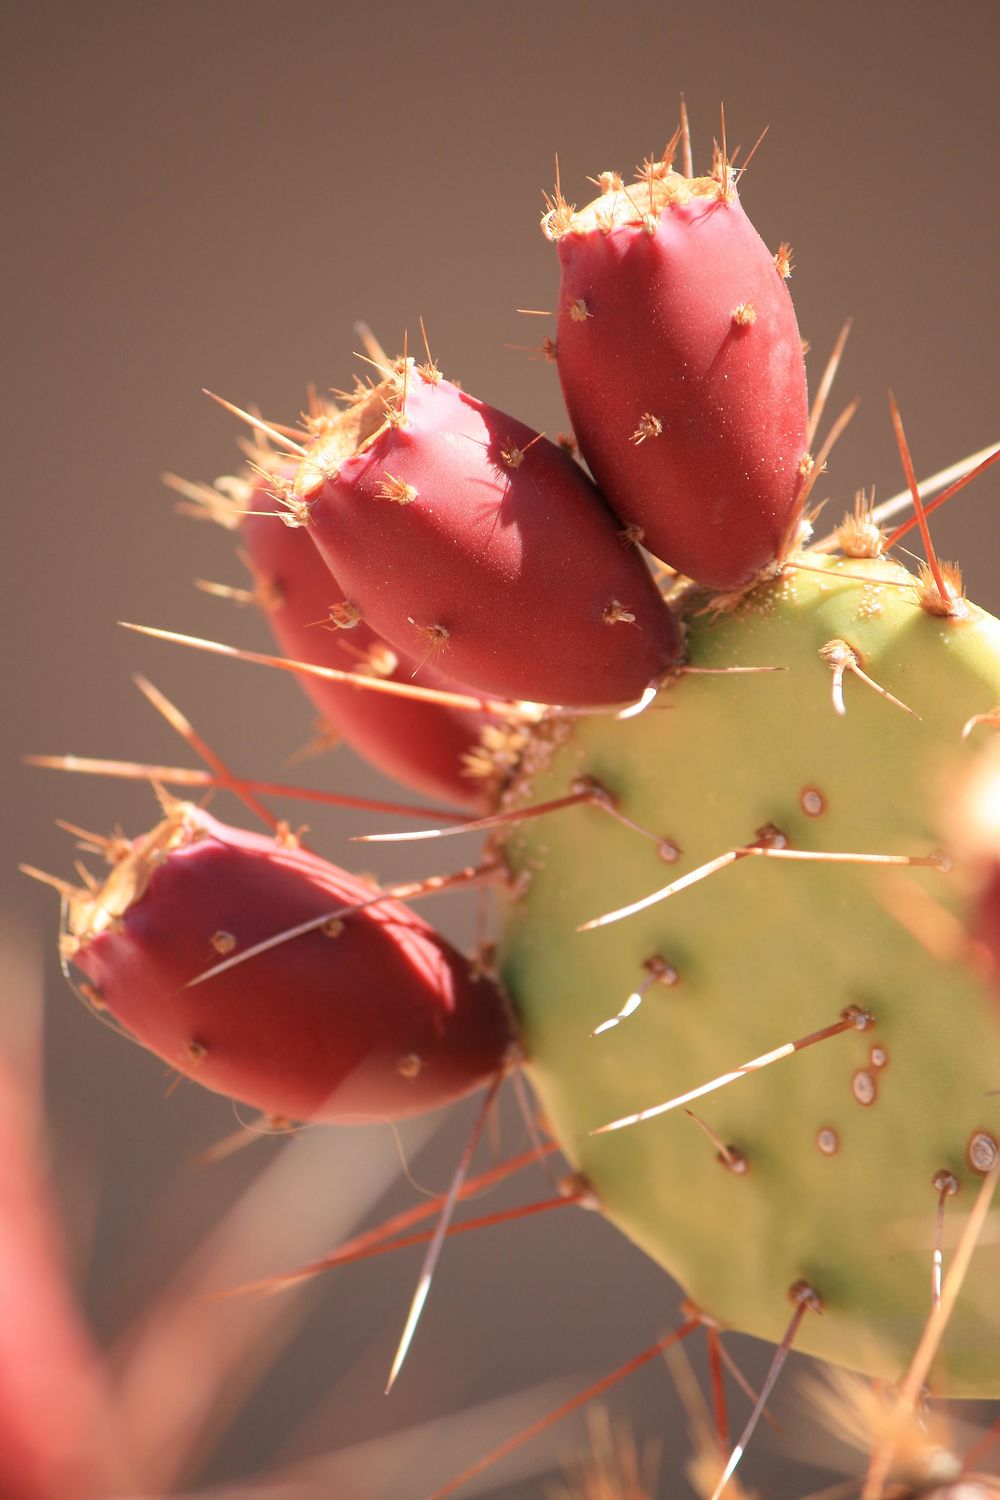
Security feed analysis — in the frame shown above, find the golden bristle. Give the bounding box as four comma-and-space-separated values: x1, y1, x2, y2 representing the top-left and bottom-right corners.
803, 1368, 963, 1494
836, 489, 886, 558
914, 559, 968, 618
546, 1410, 659, 1500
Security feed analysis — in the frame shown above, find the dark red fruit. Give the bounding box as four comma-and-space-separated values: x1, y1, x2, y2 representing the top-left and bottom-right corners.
978, 869, 1000, 970
237, 471, 493, 811
67, 805, 514, 1123
0, 1053, 120, 1499
297, 362, 680, 705
546, 161, 810, 591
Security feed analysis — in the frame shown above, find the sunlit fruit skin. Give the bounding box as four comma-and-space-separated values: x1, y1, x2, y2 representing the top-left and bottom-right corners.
240, 481, 491, 812
972, 863, 1000, 1010
68, 806, 513, 1124
950, 736, 1000, 1010
548, 171, 809, 591
0, 1055, 121, 1500
301, 368, 681, 706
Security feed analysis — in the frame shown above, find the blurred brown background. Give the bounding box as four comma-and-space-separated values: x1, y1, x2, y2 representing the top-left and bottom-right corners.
4, 1, 1000, 1495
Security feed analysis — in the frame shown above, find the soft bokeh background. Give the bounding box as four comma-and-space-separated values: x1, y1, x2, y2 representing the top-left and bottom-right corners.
5, 1, 1000, 1495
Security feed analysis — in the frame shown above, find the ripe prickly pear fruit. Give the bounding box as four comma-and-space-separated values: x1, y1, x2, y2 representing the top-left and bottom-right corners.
952, 734, 1000, 1002
976, 870, 1000, 998
544, 153, 809, 591
0, 1052, 122, 1499
497, 557, 1000, 1394
233, 470, 494, 811
65, 803, 513, 1123
298, 362, 681, 705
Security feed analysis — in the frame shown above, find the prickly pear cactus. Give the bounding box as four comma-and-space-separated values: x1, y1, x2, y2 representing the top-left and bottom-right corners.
25, 116, 1000, 1495
489, 150, 1000, 1399
498, 555, 1000, 1393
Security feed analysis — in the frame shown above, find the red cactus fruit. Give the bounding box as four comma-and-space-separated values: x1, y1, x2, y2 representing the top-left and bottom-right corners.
65, 803, 514, 1123
977, 867, 1000, 987
236, 472, 494, 811
955, 733, 1000, 1001
0, 1051, 124, 1499
544, 157, 810, 592
296, 361, 681, 706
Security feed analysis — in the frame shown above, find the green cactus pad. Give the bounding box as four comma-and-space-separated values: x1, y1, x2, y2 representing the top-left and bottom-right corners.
498, 557, 1000, 1395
